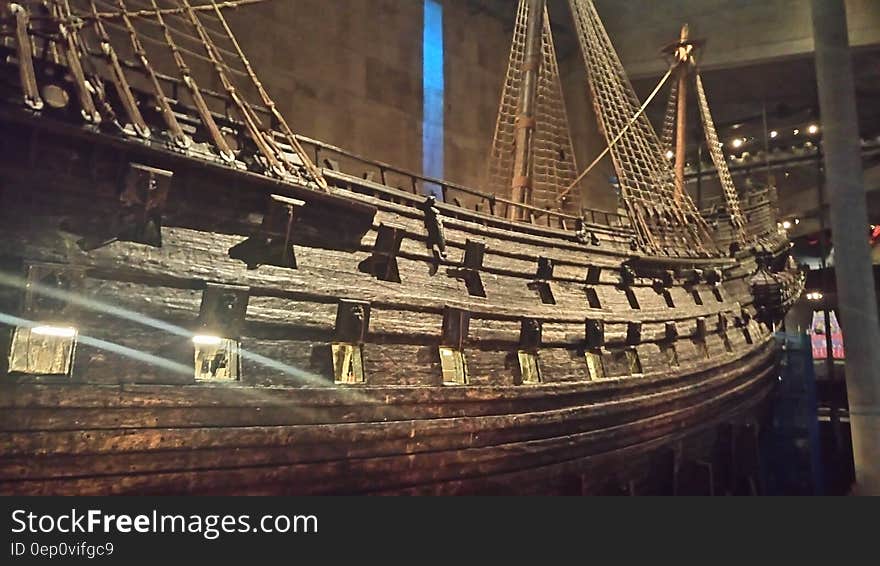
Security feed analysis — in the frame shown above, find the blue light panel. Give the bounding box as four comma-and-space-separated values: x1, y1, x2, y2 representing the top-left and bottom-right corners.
422, 0, 444, 200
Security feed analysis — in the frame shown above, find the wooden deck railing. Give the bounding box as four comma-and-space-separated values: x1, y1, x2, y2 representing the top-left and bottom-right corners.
291, 134, 632, 232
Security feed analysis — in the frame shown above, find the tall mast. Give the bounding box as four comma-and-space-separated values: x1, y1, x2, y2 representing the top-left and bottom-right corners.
672, 24, 694, 203
509, 0, 545, 220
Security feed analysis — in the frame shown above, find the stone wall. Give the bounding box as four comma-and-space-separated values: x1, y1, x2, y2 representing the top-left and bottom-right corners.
225, 0, 511, 192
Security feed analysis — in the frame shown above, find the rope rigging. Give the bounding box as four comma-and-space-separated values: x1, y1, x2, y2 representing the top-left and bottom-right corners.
484, 0, 580, 216
4, 0, 324, 188
567, 0, 714, 254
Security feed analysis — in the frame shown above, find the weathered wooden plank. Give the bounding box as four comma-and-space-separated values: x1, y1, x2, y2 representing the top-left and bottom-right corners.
0, 369, 773, 495
0, 341, 775, 433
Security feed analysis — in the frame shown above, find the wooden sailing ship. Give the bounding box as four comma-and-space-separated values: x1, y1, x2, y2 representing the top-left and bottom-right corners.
0, 0, 802, 495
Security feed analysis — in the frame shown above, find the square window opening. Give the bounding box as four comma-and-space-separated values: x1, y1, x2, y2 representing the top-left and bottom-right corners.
661, 344, 679, 367
662, 290, 675, 308
625, 348, 643, 375
692, 289, 703, 306
585, 349, 605, 379
194, 337, 240, 381
517, 350, 542, 385
332, 342, 365, 384
712, 287, 724, 302
8, 326, 77, 376
439, 346, 468, 385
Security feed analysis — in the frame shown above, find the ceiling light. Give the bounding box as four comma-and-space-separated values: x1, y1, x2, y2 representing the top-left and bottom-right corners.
31, 325, 77, 338
793, 128, 800, 135
794, 218, 800, 224
807, 124, 819, 134
192, 334, 223, 345
665, 150, 674, 159
731, 138, 744, 148
782, 220, 792, 229
769, 130, 779, 138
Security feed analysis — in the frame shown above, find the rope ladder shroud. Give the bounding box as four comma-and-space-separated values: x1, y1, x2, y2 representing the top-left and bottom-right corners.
4, 0, 325, 188
567, 0, 716, 256
485, 0, 580, 217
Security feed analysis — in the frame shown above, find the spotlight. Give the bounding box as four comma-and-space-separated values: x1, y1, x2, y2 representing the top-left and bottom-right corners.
806, 291, 823, 301
665, 150, 674, 159
793, 128, 800, 135
782, 220, 792, 230
192, 334, 223, 346
794, 218, 800, 225
769, 130, 779, 138
31, 325, 77, 338
731, 138, 744, 148
807, 124, 819, 134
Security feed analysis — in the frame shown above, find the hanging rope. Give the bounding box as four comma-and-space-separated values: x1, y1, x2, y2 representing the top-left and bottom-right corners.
660, 77, 678, 155
146, 0, 234, 161
695, 71, 747, 242
556, 67, 672, 202
100, 0, 188, 145
207, 0, 327, 189
567, 0, 714, 254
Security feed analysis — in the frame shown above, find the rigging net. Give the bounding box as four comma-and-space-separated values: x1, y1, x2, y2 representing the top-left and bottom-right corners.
567, 0, 714, 255
694, 72, 747, 242
8, 0, 325, 188
485, 0, 580, 215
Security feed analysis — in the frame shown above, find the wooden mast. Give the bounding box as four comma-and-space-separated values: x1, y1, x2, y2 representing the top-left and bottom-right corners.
673, 24, 692, 203
509, 0, 545, 221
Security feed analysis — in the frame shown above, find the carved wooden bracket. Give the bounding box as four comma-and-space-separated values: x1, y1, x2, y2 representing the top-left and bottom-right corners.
586, 318, 604, 349
528, 256, 555, 304
447, 239, 486, 297
74, 163, 173, 251
197, 284, 250, 339
441, 307, 470, 350
626, 322, 642, 345
695, 317, 708, 339
335, 300, 371, 344
358, 223, 405, 282
618, 261, 637, 288
519, 318, 542, 352
229, 194, 305, 270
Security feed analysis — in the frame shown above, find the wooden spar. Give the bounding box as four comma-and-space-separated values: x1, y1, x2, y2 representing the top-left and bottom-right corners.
10, 3, 43, 110
509, 0, 545, 221
673, 24, 691, 204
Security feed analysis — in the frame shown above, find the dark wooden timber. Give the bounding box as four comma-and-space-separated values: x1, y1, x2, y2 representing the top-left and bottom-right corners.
0, 20, 793, 494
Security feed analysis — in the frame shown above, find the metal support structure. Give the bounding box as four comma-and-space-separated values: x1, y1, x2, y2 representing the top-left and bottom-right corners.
811, 0, 880, 495
815, 147, 841, 451
508, 0, 544, 220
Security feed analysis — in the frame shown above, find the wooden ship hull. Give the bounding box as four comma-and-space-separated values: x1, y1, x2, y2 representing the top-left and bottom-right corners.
0, 0, 795, 494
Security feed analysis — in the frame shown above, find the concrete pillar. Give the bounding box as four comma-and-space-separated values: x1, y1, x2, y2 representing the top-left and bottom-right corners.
811, 0, 880, 495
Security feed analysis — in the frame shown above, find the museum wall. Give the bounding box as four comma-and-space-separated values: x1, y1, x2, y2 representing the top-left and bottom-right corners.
225, 0, 424, 176
224, 0, 513, 193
